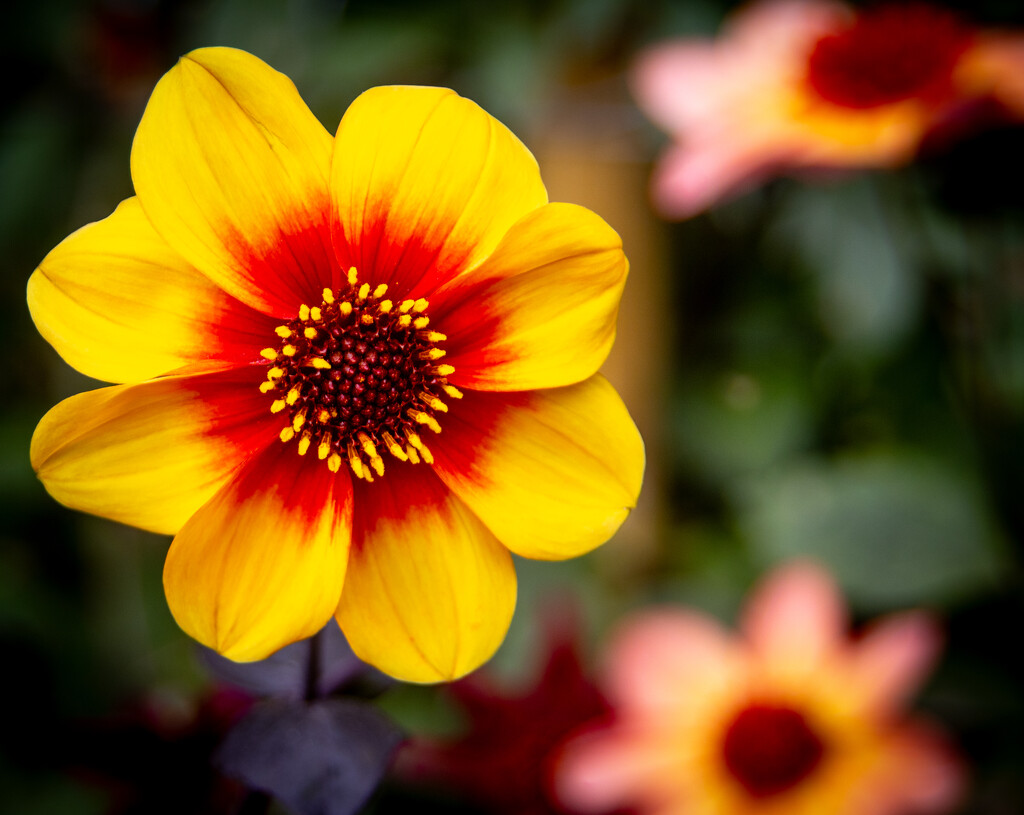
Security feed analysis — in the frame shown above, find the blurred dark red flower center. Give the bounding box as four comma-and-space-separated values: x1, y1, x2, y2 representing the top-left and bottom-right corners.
721, 703, 825, 797
805, 4, 972, 109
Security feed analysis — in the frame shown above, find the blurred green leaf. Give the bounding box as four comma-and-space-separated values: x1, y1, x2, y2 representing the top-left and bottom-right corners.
769, 179, 923, 354
737, 451, 1008, 610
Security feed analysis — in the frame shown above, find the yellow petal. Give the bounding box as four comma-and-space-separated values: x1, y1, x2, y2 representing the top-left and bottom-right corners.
330, 85, 547, 297
432, 202, 628, 391
27, 197, 274, 384
336, 465, 517, 683
30, 368, 278, 535
164, 442, 353, 661
131, 47, 334, 317
431, 376, 644, 560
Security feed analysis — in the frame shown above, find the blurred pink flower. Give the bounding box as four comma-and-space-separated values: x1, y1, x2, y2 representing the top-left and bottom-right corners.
554, 561, 965, 815
631, 0, 1024, 218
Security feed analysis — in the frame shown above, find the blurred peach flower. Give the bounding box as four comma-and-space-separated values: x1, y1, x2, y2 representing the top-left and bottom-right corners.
631, 0, 1024, 218
554, 561, 965, 815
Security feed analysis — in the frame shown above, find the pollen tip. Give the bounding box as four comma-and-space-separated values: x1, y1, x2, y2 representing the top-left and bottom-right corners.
292, 412, 306, 431
297, 436, 311, 456
373, 283, 388, 299
328, 453, 343, 473
370, 456, 385, 477
259, 381, 276, 393
413, 316, 430, 329
282, 344, 297, 357
358, 282, 371, 301
378, 299, 393, 314
339, 302, 353, 316
405, 445, 420, 464
442, 384, 464, 399
299, 304, 311, 321
286, 387, 301, 405
397, 314, 412, 328
425, 331, 447, 342
317, 440, 332, 459
279, 426, 295, 442
309, 357, 331, 369
322, 288, 335, 304
270, 399, 286, 414
267, 367, 284, 380
399, 299, 415, 313
260, 348, 278, 360
310, 306, 323, 322
347, 267, 358, 286
413, 298, 429, 313
274, 326, 292, 338
435, 364, 455, 377
360, 313, 374, 325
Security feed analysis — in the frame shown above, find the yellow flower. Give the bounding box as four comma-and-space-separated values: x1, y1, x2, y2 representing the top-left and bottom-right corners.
555, 562, 965, 815
28, 47, 644, 683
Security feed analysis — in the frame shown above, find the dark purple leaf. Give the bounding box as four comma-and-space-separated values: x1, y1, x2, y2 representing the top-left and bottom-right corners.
215, 697, 404, 815
199, 622, 371, 699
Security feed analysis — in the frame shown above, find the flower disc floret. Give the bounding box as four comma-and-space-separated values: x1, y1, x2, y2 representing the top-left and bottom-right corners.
720, 703, 826, 798
259, 267, 459, 481
806, 4, 972, 109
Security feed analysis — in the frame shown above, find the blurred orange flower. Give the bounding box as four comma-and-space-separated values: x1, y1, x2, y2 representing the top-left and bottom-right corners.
632, 0, 1024, 218
554, 561, 965, 815
28, 47, 643, 684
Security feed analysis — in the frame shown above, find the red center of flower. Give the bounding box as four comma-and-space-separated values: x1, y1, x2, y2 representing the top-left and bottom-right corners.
720, 703, 825, 798
805, 4, 972, 109
259, 267, 460, 481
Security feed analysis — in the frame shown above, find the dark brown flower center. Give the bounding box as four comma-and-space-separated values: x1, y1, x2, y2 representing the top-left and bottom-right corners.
259, 267, 460, 481
720, 703, 825, 798
805, 4, 972, 109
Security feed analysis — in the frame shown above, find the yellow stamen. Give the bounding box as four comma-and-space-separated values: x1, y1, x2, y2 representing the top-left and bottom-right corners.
382, 432, 408, 461
412, 298, 429, 313
413, 316, 430, 329
292, 412, 306, 432
373, 283, 388, 299
399, 300, 415, 313
357, 433, 378, 460
361, 313, 374, 325
328, 452, 343, 474
369, 455, 385, 477
322, 288, 335, 304
310, 306, 322, 322
420, 393, 448, 413
347, 267, 358, 286
358, 283, 370, 301
297, 435, 311, 456
424, 331, 447, 342
286, 387, 301, 405
282, 344, 297, 357
318, 409, 331, 424
406, 432, 425, 451
318, 439, 332, 459
435, 364, 455, 376
260, 348, 278, 360
271, 399, 286, 414
405, 445, 420, 464
397, 315, 412, 328
267, 366, 284, 380
378, 299, 393, 314
275, 326, 292, 338
259, 381, 276, 394
420, 348, 446, 360
299, 304, 310, 321
347, 446, 364, 479
280, 427, 295, 442
304, 326, 318, 339
442, 384, 464, 399
309, 357, 331, 369
409, 410, 443, 433
339, 302, 353, 316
